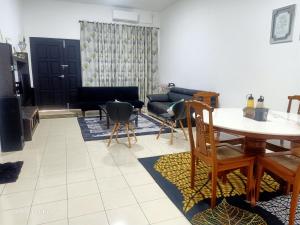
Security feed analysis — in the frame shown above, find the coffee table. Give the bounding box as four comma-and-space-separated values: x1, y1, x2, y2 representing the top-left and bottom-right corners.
99, 104, 139, 129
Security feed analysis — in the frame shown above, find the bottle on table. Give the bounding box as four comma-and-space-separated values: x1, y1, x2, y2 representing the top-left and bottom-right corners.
247, 94, 255, 108
256, 96, 265, 108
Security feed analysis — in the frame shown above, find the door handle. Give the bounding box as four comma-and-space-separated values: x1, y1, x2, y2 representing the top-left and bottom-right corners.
58, 75, 65, 78
61, 65, 69, 69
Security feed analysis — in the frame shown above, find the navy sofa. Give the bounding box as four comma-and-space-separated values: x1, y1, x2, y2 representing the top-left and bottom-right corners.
147, 87, 219, 126
147, 87, 200, 116
70, 87, 144, 116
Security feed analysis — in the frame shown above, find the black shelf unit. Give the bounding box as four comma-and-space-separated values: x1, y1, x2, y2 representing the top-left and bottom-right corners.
0, 43, 24, 152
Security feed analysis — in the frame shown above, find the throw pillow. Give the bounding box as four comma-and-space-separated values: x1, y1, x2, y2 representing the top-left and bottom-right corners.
167, 99, 184, 116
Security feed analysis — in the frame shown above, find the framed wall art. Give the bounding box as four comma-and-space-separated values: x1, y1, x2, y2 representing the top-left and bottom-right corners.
270, 4, 296, 44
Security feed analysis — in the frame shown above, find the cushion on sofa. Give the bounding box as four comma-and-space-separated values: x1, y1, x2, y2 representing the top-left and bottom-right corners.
79, 87, 139, 102
167, 99, 184, 116
147, 94, 169, 102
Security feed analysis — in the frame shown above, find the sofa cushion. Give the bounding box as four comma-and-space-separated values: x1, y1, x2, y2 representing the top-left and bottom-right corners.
79, 87, 139, 102
70, 87, 144, 113
147, 94, 169, 102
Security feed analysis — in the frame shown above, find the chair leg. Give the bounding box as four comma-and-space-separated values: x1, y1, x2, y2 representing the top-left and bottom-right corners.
289, 182, 300, 225
179, 120, 188, 140
129, 123, 137, 142
170, 122, 175, 145
246, 161, 254, 205
191, 152, 196, 189
126, 123, 131, 148
107, 124, 118, 147
211, 169, 217, 208
286, 183, 292, 195
115, 123, 120, 144
157, 121, 166, 140
255, 162, 264, 202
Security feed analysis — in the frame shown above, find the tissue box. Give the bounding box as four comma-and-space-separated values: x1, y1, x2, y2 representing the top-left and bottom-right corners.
243, 107, 269, 121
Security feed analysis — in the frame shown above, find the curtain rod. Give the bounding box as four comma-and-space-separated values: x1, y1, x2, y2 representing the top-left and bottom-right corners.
78, 20, 160, 29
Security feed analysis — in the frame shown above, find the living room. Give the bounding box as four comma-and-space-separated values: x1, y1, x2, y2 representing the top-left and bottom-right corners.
0, 0, 300, 224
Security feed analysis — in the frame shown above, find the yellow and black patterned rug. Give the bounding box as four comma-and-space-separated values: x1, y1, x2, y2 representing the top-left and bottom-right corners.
139, 152, 285, 225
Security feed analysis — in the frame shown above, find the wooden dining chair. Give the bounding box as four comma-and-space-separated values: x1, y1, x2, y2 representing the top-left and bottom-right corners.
287, 95, 300, 114
255, 148, 300, 225
267, 95, 300, 152
186, 100, 255, 208
193, 91, 220, 108
193, 92, 245, 147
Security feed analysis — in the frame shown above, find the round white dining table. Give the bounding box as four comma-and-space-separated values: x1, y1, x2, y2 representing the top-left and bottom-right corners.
203, 108, 300, 155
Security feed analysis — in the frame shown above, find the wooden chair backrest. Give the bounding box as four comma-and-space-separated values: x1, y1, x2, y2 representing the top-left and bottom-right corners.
193, 91, 220, 108
287, 95, 300, 114
186, 100, 217, 165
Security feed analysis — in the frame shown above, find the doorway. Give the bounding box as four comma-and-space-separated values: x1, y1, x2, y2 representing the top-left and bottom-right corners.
30, 37, 82, 108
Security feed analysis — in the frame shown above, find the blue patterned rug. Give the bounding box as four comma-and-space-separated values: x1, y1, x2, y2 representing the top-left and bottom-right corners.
78, 113, 172, 141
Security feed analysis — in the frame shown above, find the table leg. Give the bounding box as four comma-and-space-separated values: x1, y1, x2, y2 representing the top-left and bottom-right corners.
240, 137, 266, 181
244, 137, 266, 155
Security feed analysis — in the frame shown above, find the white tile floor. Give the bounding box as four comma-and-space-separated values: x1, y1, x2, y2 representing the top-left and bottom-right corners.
0, 117, 191, 225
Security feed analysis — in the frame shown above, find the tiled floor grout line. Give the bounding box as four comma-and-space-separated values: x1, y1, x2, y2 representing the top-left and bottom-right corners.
85, 141, 111, 225
108, 143, 153, 225
0, 117, 191, 225
26, 133, 49, 225
108, 135, 187, 225
121, 172, 152, 224
0, 184, 5, 195
120, 164, 186, 225
65, 135, 69, 225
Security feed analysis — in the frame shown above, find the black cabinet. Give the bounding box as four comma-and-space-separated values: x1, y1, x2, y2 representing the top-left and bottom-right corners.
0, 97, 24, 151
0, 43, 24, 152
0, 43, 15, 97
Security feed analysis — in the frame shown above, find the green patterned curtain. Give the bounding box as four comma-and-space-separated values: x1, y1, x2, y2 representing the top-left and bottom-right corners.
80, 21, 159, 102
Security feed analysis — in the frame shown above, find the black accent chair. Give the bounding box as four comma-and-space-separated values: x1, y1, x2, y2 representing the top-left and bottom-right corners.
106, 101, 137, 148
156, 100, 188, 145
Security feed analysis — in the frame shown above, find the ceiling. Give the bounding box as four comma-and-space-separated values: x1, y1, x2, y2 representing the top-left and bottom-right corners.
40, 0, 180, 11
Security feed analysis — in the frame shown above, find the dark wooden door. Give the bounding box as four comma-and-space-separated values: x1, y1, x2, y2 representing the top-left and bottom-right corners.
63, 40, 82, 105
30, 37, 81, 108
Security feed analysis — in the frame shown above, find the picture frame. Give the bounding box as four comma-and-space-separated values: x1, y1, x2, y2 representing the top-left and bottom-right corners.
270, 4, 296, 44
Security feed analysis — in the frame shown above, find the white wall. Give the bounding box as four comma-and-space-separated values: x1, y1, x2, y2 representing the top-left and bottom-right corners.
23, 0, 160, 40
0, 0, 23, 46
159, 0, 300, 111
22, 0, 160, 85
